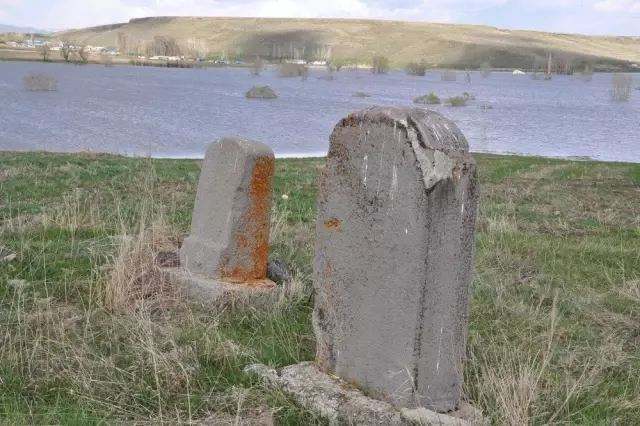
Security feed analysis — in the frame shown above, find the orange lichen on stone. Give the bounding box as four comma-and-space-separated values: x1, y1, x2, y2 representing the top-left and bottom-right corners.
324, 219, 343, 233
234, 233, 249, 248
221, 156, 274, 282
324, 261, 334, 275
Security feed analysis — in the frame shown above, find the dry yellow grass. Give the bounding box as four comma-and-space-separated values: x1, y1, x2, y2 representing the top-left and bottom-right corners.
53, 17, 640, 67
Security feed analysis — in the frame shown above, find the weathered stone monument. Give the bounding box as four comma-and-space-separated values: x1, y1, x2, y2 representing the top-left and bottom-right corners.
255, 107, 483, 425
167, 137, 276, 302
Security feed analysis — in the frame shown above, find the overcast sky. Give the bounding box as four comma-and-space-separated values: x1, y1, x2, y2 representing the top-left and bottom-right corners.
1, 0, 639, 35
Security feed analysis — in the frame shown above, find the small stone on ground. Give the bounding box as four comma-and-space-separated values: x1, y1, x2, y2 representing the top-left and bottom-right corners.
155, 251, 180, 267
0, 248, 17, 262
267, 258, 292, 285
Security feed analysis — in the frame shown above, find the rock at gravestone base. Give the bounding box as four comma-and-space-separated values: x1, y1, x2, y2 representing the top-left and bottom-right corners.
177, 138, 276, 298
313, 107, 480, 413
267, 258, 293, 285
248, 362, 485, 426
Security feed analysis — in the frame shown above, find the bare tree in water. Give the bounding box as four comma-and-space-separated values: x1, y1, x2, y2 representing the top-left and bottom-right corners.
250, 55, 263, 76
611, 73, 633, 102
480, 61, 492, 78
77, 45, 89, 63
372, 55, 389, 74
38, 44, 51, 61
60, 40, 72, 62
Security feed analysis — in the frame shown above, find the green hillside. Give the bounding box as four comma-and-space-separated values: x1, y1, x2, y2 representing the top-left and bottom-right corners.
53, 16, 640, 69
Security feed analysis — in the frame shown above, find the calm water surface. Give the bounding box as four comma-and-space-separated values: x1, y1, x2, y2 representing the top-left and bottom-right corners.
0, 61, 638, 162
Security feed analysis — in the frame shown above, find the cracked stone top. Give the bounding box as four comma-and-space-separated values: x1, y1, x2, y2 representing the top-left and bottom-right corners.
333, 106, 470, 153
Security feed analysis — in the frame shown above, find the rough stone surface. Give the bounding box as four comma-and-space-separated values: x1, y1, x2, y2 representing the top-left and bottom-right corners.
180, 137, 275, 284
252, 362, 484, 426
313, 107, 480, 413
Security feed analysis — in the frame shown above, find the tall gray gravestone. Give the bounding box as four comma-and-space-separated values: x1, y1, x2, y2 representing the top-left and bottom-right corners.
313, 107, 480, 413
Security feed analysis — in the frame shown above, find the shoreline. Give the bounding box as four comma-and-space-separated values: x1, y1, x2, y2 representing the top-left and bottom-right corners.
3, 56, 639, 73
4, 49, 638, 73
1, 148, 637, 165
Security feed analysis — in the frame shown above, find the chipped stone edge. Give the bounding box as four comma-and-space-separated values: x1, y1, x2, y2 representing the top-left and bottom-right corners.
396, 112, 470, 193
339, 107, 474, 193
248, 362, 486, 426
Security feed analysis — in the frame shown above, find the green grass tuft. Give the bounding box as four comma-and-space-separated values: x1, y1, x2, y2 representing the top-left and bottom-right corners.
448, 95, 467, 106
413, 92, 440, 104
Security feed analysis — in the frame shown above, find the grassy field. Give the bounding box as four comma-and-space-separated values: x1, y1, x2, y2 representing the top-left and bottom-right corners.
0, 48, 254, 70
0, 48, 127, 65
51, 17, 640, 69
0, 151, 638, 425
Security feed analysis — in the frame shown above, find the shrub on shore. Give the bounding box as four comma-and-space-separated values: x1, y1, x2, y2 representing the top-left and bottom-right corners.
406, 60, 428, 76
413, 92, 441, 104
23, 72, 58, 92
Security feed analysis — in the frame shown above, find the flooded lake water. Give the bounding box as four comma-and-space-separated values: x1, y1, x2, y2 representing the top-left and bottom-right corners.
0, 61, 638, 162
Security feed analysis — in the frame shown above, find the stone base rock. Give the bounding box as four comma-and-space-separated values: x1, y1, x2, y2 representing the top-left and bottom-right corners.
160, 267, 275, 304
252, 362, 485, 426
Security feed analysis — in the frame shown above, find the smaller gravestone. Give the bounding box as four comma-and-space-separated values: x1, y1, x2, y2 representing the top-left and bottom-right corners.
166, 137, 276, 302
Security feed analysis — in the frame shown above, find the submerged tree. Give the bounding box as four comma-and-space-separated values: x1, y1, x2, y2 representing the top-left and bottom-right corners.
38, 44, 51, 61
611, 73, 633, 102
60, 41, 72, 62
406, 60, 427, 76
77, 45, 89, 63
480, 61, 492, 78
372, 55, 389, 74
250, 55, 263, 76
